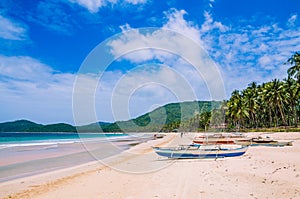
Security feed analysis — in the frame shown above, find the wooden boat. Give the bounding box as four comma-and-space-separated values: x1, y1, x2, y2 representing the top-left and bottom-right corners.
153, 134, 165, 139
233, 139, 252, 146
152, 144, 248, 159
196, 133, 245, 139
193, 133, 245, 145
276, 140, 293, 146
234, 137, 293, 147
193, 139, 235, 144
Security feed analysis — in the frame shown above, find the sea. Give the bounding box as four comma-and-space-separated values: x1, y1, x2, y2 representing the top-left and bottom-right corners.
0, 132, 129, 149
0, 132, 152, 182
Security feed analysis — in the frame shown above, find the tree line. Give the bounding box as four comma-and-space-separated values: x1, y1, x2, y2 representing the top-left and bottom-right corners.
175, 52, 299, 132
226, 52, 299, 130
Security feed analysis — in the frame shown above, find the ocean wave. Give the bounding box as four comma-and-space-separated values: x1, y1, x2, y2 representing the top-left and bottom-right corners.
0, 140, 79, 149
0, 134, 133, 149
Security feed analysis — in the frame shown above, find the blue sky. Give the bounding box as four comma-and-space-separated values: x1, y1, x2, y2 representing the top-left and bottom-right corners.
0, 0, 299, 124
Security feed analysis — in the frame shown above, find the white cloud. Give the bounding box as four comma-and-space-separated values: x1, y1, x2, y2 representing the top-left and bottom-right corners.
201, 11, 229, 33
69, 0, 107, 13
0, 56, 76, 124
0, 15, 27, 40
163, 9, 202, 44
109, 65, 199, 121
107, 9, 225, 104
73, 47, 220, 123
94, 60, 213, 123
258, 56, 274, 70
288, 14, 297, 27
111, 9, 297, 101
110, 9, 203, 62
198, 10, 300, 96
125, 0, 147, 5
71, 8, 226, 124
69, 0, 147, 13
208, 0, 215, 8
0, 56, 53, 82
73, 64, 197, 123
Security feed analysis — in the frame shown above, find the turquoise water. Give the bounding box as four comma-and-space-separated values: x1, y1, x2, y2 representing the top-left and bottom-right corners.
0, 132, 152, 182
0, 132, 127, 149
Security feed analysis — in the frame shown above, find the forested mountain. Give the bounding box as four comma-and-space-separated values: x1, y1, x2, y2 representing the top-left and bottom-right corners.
0, 101, 221, 132
0, 120, 43, 132
0, 120, 76, 132
78, 101, 221, 132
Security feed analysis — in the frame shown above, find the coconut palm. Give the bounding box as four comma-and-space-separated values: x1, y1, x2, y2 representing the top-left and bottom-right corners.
227, 90, 249, 130
242, 82, 259, 128
284, 77, 298, 127
287, 52, 300, 123
260, 82, 274, 127
200, 112, 211, 131
225, 53, 299, 129
259, 80, 287, 127
287, 52, 300, 82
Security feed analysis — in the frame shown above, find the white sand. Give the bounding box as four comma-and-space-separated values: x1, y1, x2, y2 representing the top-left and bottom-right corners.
1, 132, 300, 199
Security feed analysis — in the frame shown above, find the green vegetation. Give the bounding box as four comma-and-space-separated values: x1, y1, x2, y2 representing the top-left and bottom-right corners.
0, 120, 43, 132
0, 101, 221, 133
40, 123, 77, 132
0, 120, 77, 132
226, 52, 300, 131
80, 101, 221, 132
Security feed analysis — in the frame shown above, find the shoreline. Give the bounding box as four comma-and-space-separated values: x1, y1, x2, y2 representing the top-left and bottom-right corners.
0, 133, 156, 182
0, 133, 177, 198
1, 132, 300, 198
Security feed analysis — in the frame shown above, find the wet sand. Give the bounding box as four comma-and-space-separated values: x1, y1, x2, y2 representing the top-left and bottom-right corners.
0, 134, 152, 182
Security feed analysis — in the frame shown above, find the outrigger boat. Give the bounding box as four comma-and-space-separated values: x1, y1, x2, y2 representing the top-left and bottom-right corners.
234, 137, 293, 147
193, 139, 235, 144
152, 144, 248, 159
193, 133, 246, 145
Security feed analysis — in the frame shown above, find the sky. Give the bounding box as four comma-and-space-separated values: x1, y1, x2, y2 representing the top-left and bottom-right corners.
0, 0, 300, 125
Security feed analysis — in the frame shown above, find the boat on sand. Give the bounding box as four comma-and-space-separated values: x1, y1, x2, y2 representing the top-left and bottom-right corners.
234, 137, 293, 146
193, 139, 235, 144
193, 133, 246, 145
152, 144, 248, 159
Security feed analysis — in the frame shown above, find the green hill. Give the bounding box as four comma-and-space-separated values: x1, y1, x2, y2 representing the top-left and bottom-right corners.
40, 123, 76, 132
0, 101, 221, 132
0, 120, 76, 132
0, 120, 43, 132
99, 101, 221, 132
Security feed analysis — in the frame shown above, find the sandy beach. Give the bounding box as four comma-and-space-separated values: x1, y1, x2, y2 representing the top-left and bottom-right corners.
1, 132, 300, 199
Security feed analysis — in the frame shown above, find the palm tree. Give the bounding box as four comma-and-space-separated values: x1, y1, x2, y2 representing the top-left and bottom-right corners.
262, 80, 288, 127
286, 52, 300, 127
227, 90, 249, 130
207, 101, 226, 126
284, 77, 298, 127
200, 112, 211, 132
242, 82, 259, 128
287, 52, 300, 82
258, 83, 272, 127
224, 53, 299, 129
